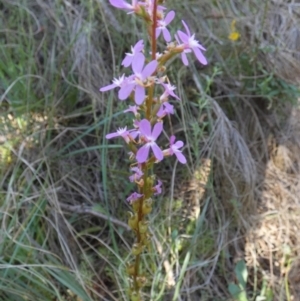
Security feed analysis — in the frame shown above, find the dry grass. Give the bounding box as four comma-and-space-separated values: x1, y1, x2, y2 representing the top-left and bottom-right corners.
0, 0, 300, 300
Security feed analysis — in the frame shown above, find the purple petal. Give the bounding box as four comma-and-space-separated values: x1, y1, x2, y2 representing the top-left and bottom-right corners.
136, 145, 150, 163
139, 119, 151, 136
135, 85, 145, 105
109, 0, 130, 9
142, 60, 157, 79
181, 52, 189, 66
157, 105, 164, 117
157, 4, 166, 11
119, 83, 135, 100
169, 89, 180, 100
127, 192, 143, 203
170, 135, 176, 145
154, 180, 162, 195
122, 55, 132, 67
162, 28, 171, 42
124, 105, 138, 115
100, 83, 117, 92
132, 53, 145, 74
177, 30, 189, 44
151, 143, 164, 161
156, 28, 162, 39
106, 132, 119, 139
175, 151, 187, 164
192, 47, 208, 65
182, 20, 191, 36
133, 40, 144, 52
195, 42, 206, 51
174, 33, 180, 44
130, 130, 139, 139
165, 11, 175, 25
164, 102, 174, 114
174, 141, 184, 148
152, 122, 163, 140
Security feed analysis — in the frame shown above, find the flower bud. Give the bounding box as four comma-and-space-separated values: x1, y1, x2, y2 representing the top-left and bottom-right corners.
126, 264, 136, 276
130, 291, 141, 301
142, 198, 153, 215
128, 212, 138, 231
132, 243, 144, 256
135, 112, 141, 120
141, 234, 152, 250
136, 276, 147, 288
158, 65, 166, 73
146, 176, 154, 190
136, 178, 144, 187
132, 200, 141, 212
138, 220, 149, 234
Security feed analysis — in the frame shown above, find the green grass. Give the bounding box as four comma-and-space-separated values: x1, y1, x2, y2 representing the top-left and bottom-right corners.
1, 0, 300, 300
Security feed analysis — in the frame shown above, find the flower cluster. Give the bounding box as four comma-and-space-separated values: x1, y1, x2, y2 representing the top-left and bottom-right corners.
99, 0, 207, 299
101, 4, 207, 162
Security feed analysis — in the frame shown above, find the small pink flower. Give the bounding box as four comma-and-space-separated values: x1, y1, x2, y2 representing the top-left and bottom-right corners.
156, 11, 175, 42
163, 135, 187, 164
129, 166, 144, 182
119, 53, 158, 105
100, 74, 126, 92
159, 82, 180, 101
122, 40, 144, 67
124, 105, 139, 116
106, 127, 138, 144
109, 0, 140, 13
127, 192, 143, 203
136, 119, 163, 163
153, 180, 162, 195
175, 20, 207, 66
142, 0, 166, 18
157, 102, 174, 118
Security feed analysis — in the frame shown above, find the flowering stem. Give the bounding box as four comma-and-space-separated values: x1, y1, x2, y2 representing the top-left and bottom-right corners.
131, 2, 166, 297
100, 0, 207, 299
146, 87, 154, 120
146, 0, 158, 120
131, 162, 153, 298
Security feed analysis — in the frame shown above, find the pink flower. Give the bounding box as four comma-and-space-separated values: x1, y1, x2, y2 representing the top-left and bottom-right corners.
129, 166, 144, 182
109, 0, 140, 13
175, 20, 207, 66
124, 105, 139, 116
153, 180, 162, 195
163, 135, 187, 164
122, 40, 144, 67
106, 127, 138, 144
159, 82, 180, 101
157, 102, 174, 118
119, 53, 158, 105
156, 11, 175, 42
142, 0, 166, 18
136, 119, 163, 163
99, 74, 126, 92
127, 192, 143, 203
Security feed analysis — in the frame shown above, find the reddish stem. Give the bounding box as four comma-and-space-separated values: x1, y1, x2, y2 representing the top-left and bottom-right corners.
151, 0, 158, 60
